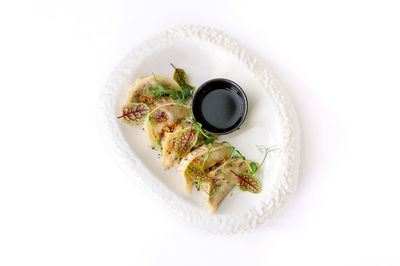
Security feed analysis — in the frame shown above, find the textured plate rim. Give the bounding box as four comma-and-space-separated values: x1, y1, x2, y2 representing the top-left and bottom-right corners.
97, 25, 301, 234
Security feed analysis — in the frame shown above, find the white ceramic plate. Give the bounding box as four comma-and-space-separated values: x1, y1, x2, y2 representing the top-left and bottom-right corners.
98, 25, 300, 234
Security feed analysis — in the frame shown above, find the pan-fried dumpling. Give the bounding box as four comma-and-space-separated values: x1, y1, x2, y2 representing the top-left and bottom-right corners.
178, 144, 232, 194
144, 103, 191, 148
161, 122, 193, 169
126, 75, 181, 110
176, 144, 210, 193
202, 159, 259, 213
161, 127, 184, 169
195, 145, 232, 172
160, 119, 213, 170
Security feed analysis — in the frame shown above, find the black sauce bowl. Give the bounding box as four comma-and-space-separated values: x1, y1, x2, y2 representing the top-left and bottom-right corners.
191, 78, 248, 135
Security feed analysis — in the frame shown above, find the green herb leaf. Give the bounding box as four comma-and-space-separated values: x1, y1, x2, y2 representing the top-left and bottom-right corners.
117, 103, 150, 125
231, 149, 243, 158
222, 141, 245, 159
155, 140, 162, 150
171, 63, 195, 98
148, 81, 180, 100
148, 71, 193, 103
250, 162, 258, 173
222, 141, 259, 176
204, 137, 216, 144
225, 145, 234, 153
175, 126, 198, 158
231, 170, 262, 193
185, 164, 215, 183
148, 86, 164, 99
190, 116, 216, 144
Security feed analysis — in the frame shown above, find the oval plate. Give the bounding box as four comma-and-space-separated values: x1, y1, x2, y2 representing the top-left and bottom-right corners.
97, 25, 301, 234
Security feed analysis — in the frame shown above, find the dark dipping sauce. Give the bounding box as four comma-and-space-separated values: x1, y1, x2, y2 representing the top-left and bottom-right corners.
192, 78, 248, 135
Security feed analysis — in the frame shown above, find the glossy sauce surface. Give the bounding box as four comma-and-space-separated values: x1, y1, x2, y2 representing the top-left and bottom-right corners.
192, 79, 247, 134
201, 88, 243, 129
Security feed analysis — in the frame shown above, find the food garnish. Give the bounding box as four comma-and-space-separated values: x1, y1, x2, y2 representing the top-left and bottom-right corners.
174, 116, 215, 159
185, 164, 216, 183
222, 141, 255, 175
221, 142, 275, 193
148, 64, 195, 103
147, 74, 179, 99
254, 145, 276, 173
230, 170, 262, 194
190, 117, 216, 144
171, 63, 195, 100
175, 125, 198, 158
117, 102, 150, 125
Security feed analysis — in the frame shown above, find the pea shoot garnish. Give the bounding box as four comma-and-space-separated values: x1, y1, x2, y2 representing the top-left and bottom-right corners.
147, 64, 195, 103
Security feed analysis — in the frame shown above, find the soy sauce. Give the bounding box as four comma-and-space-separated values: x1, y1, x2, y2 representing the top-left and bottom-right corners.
192, 79, 248, 135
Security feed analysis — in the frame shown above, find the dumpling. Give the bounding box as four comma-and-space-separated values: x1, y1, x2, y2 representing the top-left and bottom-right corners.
144, 103, 191, 148
161, 127, 184, 169
161, 122, 193, 169
195, 144, 232, 172
202, 159, 259, 213
176, 144, 210, 193
125, 75, 181, 110
178, 144, 231, 194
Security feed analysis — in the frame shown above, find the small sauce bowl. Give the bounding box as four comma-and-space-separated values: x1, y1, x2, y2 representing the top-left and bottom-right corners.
191, 78, 248, 135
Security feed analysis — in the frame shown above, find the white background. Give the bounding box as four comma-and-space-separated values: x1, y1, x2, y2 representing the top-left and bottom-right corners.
1, 0, 399, 265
